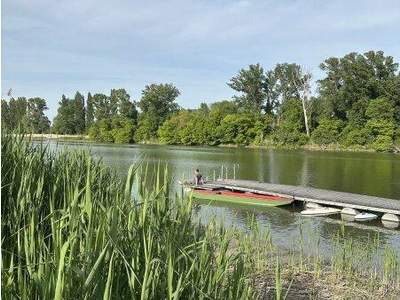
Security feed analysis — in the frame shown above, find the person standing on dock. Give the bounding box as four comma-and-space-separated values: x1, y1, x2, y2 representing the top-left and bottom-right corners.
194, 169, 204, 185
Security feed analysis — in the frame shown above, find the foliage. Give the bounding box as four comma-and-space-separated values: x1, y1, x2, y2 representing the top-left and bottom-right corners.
340, 126, 368, 146
272, 98, 308, 145
5, 50, 400, 152
311, 118, 344, 145
217, 114, 255, 145
228, 63, 266, 114
136, 83, 180, 141
1, 97, 50, 133
318, 51, 399, 121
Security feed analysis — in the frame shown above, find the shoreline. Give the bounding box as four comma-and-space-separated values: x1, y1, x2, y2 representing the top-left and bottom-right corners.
28, 133, 400, 154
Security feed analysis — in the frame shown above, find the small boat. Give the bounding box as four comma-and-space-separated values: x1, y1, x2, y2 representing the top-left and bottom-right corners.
301, 207, 341, 217
305, 202, 321, 209
354, 212, 378, 222
381, 213, 400, 223
191, 189, 293, 207
341, 208, 359, 215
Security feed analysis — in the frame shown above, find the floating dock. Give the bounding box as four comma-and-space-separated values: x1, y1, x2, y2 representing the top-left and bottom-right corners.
201, 179, 400, 215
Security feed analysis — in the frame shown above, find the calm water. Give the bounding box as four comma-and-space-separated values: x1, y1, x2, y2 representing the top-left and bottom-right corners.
45, 141, 400, 257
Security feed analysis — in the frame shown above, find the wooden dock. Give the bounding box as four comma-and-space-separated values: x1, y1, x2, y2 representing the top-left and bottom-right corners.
202, 179, 400, 215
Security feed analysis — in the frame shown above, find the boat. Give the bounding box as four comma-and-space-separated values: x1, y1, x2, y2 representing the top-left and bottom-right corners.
301, 207, 341, 217
191, 188, 294, 207
305, 202, 321, 209
381, 213, 400, 223
354, 212, 378, 222
341, 207, 359, 215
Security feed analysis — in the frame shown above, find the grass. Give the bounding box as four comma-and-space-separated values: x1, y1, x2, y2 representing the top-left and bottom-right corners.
1, 134, 400, 299
1, 134, 254, 299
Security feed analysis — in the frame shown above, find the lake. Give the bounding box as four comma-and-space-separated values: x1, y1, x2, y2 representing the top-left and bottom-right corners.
44, 141, 400, 259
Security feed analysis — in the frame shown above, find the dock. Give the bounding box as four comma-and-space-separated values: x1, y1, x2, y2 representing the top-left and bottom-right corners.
201, 179, 400, 215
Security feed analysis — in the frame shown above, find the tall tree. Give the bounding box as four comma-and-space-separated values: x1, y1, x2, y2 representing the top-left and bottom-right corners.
136, 83, 180, 139
267, 63, 312, 135
228, 63, 266, 114
110, 88, 138, 122
318, 51, 399, 121
26, 97, 50, 133
52, 95, 76, 134
92, 93, 110, 121
86, 92, 94, 131
73, 92, 86, 134
5, 97, 28, 130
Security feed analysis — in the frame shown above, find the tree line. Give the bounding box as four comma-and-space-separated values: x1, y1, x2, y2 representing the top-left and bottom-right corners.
2, 50, 400, 151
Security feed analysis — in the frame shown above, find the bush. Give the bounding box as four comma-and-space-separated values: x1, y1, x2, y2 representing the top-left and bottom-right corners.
272, 124, 309, 146
371, 135, 394, 152
217, 114, 255, 145
365, 98, 395, 120
111, 117, 135, 144
311, 118, 343, 145
340, 126, 368, 146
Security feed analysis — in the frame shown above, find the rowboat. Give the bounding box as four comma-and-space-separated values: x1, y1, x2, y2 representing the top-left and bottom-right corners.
191, 188, 294, 207
354, 212, 378, 222
301, 207, 341, 217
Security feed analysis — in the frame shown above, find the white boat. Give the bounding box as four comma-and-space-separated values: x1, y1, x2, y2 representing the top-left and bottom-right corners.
301, 207, 341, 216
354, 212, 378, 222
341, 208, 359, 215
381, 213, 400, 223
305, 202, 321, 209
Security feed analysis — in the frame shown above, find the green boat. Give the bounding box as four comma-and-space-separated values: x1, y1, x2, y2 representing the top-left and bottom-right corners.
191, 188, 293, 207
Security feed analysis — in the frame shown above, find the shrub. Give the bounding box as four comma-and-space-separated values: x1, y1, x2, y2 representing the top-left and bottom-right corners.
371, 135, 394, 152
311, 118, 343, 145
340, 126, 368, 146
217, 114, 255, 145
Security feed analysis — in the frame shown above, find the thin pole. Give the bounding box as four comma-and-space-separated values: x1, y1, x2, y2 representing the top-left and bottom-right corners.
221, 165, 223, 180
213, 170, 216, 181
233, 164, 236, 180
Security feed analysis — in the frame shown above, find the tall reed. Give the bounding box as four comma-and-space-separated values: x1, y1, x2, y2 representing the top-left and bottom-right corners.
1, 134, 255, 299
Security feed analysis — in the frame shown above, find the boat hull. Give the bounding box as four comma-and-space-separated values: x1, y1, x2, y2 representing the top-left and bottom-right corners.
192, 189, 293, 207
301, 208, 341, 216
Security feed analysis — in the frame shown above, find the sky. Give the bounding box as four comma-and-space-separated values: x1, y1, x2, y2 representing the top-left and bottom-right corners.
2, 0, 400, 120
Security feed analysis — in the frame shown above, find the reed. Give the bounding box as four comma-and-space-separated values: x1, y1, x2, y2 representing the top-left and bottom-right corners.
1, 134, 255, 299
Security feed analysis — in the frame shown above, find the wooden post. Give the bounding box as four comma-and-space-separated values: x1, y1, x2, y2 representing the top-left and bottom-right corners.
213, 170, 216, 181
233, 164, 236, 180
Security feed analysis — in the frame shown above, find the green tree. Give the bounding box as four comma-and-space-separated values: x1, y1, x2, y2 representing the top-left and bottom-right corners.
318, 51, 399, 121
273, 99, 308, 145
26, 97, 50, 133
110, 88, 138, 122
228, 63, 266, 114
158, 111, 191, 144
86, 92, 94, 130
73, 92, 86, 134
364, 98, 396, 151
111, 116, 135, 143
136, 83, 180, 141
93, 93, 111, 121
311, 118, 344, 145
217, 114, 255, 145
52, 95, 76, 134
1, 97, 28, 130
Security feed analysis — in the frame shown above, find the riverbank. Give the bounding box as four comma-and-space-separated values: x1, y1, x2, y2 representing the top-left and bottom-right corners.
30, 133, 400, 154
2, 134, 399, 299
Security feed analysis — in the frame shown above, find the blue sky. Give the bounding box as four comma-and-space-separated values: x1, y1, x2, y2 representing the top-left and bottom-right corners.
2, 0, 400, 119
